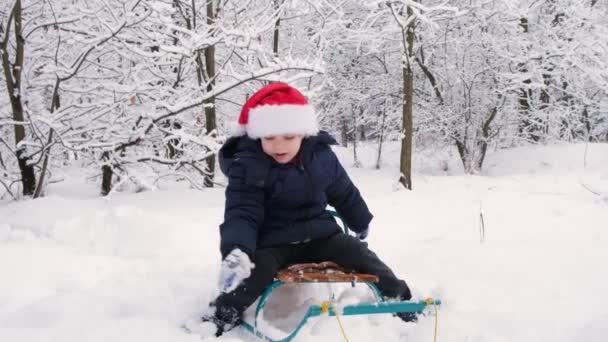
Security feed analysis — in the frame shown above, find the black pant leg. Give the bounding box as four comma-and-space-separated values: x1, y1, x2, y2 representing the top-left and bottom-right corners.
303, 233, 412, 300
212, 245, 292, 325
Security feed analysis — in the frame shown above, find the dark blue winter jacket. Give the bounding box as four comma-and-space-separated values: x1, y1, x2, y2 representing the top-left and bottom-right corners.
218, 131, 373, 258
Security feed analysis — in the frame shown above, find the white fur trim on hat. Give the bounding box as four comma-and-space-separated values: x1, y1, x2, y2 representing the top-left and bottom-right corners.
245, 104, 319, 139
230, 122, 247, 137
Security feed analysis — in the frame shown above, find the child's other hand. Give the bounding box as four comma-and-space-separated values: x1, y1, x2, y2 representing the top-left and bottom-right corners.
356, 227, 369, 240
218, 248, 254, 293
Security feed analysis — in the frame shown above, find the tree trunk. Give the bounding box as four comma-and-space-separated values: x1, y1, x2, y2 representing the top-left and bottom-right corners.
34, 78, 61, 198
273, 0, 283, 56
454, 139, 466, 169
376, 107, 387, 169
203, 0, 217, 188
517, 17, 542, 143
399, 6, 415, 190
0, 150, 6, 170
2, 0, 36, 196
340, 118, 348, 147
352, 106, 360, 167
101, 151, 113, 196
475, 106, 498, 171
581, 106, 592, 141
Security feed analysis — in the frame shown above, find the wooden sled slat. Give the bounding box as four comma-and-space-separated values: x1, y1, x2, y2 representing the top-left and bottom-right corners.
276, 261, 379, 283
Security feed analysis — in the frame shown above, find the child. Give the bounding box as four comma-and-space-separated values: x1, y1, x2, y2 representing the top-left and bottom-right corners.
204, 82, 413, 336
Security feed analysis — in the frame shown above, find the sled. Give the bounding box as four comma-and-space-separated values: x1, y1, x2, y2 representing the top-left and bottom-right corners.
240, 211, 442, 342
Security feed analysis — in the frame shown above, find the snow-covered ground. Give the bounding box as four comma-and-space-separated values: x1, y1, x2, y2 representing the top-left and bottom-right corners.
1, 142, 607, 342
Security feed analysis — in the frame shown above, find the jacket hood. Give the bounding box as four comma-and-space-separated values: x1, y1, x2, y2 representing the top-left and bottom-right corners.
218, 131, 337, 176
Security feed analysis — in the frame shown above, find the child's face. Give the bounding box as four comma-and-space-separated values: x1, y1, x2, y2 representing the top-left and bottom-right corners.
260, 134, 304, 164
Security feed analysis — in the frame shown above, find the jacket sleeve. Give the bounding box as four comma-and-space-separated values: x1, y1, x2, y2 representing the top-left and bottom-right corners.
219, 161, 264, 258
324, 148, 373, 233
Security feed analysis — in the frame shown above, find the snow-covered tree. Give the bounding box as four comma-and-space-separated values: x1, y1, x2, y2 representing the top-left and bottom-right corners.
2, 0, 606, 200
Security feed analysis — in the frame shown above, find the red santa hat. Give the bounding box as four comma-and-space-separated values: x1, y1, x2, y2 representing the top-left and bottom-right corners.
232, 82, 319, 138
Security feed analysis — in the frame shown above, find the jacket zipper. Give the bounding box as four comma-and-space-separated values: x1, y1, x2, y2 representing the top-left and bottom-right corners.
298, 163, 313, 241
298, 163, 312, 203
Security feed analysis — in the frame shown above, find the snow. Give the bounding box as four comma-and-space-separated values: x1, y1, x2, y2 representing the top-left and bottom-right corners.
1, 142, 608, 342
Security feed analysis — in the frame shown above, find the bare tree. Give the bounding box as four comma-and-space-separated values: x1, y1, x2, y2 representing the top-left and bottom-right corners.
384, 0, 457, 186
1, 0, 36, 196
387, 2, 416, 189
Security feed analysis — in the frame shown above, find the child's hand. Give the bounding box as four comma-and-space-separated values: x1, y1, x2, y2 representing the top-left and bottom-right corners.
356, 227, 369, 240
218, 248, 254, 293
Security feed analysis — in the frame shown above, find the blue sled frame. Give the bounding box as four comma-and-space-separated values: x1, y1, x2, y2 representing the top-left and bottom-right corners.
241, 279, 441, 342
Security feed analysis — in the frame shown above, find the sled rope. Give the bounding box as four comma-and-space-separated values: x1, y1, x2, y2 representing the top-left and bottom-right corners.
321, 300, 350, 342
425, 297, 439, 342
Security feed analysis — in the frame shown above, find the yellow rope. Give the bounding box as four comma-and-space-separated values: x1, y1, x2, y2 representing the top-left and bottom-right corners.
318, 297, 439, 342
321, 300, 350, 342
425, 297, 439, 342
